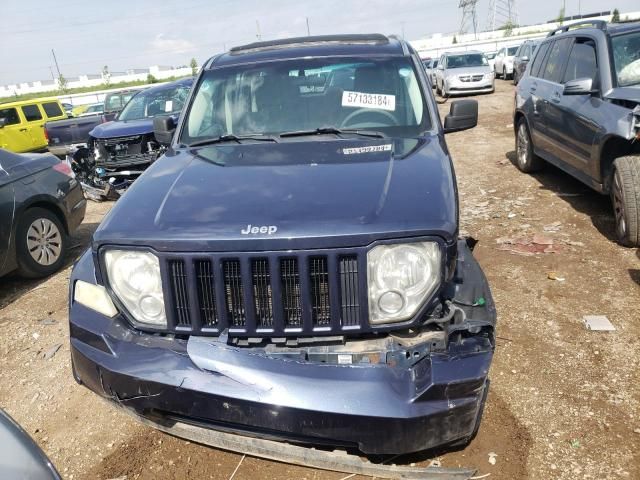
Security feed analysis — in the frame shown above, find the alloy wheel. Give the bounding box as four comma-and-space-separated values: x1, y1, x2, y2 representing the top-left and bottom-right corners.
517, 123, 529, 167
26, 218, 62, 266
612, 169, 627, 239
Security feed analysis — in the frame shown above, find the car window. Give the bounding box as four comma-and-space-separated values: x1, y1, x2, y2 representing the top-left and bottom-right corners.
524, 45, 531, 58
612, 31, 640, 87
562, 39, 597, 84
42, 102, 64, 118
433, 60, 438, 68
530, 42, 550, 78
119, 85, 190, 121
542, 38, 573, 83
183, 56, 429, 144
0, 107, 20, 126
21, 104, 42, 122
515, 45, 523, 57
445, 53, 488, 68
507, 46, 519, 56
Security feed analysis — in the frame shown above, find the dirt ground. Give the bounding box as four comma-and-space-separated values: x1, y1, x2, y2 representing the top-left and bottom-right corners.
1, 80, 639, 480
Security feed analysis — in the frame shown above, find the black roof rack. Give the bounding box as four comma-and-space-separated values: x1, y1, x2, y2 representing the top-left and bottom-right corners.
547, 19, 607, 37
229, 34, 389, 54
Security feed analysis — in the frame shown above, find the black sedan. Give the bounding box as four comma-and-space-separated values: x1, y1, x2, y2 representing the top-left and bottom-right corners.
0, 148, 86, 278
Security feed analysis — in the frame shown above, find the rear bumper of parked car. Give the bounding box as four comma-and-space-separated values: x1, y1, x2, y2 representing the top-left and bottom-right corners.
69, 248, 495, 455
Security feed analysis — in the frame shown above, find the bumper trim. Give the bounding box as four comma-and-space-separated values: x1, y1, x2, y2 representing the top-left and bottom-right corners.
114, 403, 477, 480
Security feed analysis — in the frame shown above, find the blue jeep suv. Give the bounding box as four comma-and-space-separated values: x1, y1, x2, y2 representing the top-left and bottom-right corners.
68, 34, 496, 457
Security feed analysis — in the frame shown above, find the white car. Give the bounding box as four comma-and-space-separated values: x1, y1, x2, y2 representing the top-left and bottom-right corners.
494, 45, 520, 80
485, 52, 497, 72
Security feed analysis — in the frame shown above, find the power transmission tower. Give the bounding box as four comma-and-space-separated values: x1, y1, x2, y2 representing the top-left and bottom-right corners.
459, 0, 479, 37
486, 0, 519, 31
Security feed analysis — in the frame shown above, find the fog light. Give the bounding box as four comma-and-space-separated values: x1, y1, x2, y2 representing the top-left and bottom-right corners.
378, 291, 404, 314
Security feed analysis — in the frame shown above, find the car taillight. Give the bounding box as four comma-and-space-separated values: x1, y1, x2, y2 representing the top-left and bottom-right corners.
52, 161, 74, 178
44, 128, 49, 142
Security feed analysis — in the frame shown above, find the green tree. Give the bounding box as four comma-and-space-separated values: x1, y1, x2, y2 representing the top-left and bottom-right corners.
57, 74, 68, 93
503, 20, 515, 37
557, 7, 566, 25
147, 73, 158, 84
190, 57, 198, 76
452, 35, 458, 44
612, 8, 620, 22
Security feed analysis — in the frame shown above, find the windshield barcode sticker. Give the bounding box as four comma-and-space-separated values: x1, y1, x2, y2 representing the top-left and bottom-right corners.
342, 91, 396, 111
343, 144, 392, 155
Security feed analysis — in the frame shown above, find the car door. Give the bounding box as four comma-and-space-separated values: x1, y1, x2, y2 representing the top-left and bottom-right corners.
0, 107, 32, 153
542, 37, 574, 164
0, 159, 15, 274
535, 37, 573, 161
20, 104, 46, 151
548, 37, 601, 174
525, 40, 552, 150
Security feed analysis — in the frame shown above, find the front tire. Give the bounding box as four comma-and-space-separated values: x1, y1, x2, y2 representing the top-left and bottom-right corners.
16, 207, 67, 278
611, 156, 640, 247
515, 118, 543, 173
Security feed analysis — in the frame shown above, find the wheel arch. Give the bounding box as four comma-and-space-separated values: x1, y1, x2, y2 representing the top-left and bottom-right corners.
19, 199, 69, 235
599, 136, 640, 193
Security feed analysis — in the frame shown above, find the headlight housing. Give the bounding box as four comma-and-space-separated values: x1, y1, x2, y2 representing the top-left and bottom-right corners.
104, 250, 166, 327
367, 242, 441, 325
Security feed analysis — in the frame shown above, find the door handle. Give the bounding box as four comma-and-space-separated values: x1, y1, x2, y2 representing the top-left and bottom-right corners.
19, 128, 27, 132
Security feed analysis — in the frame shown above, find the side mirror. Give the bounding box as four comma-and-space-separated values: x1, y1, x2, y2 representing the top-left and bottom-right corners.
521, 55, 529, 62
0, 118, 6, 128
563, 77, 597, 95
444, 100, 478, 134
153, 115, 176, 146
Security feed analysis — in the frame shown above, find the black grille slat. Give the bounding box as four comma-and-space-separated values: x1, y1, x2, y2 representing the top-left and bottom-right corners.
280, 258, 302, 326
223, 260, 246, 326
252, 259, 273, 327
169, 260, 191, 326
339, 256, 360, 326
309, 257, 331, 326
196, 260, 218, 327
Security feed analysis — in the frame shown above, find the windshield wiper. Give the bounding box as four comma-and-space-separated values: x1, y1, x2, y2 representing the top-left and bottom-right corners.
279, 127, 385, 139
189, 133, 278, 147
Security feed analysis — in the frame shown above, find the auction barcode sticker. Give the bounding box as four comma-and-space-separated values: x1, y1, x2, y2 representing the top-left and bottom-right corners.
343, 144, 392, 155
342, 91, 396, 111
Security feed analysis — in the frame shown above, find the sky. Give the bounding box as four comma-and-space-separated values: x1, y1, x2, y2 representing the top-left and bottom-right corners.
1, 0, 638, 85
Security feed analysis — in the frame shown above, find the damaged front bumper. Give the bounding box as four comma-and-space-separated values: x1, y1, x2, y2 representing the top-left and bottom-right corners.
69, 240, 496, 456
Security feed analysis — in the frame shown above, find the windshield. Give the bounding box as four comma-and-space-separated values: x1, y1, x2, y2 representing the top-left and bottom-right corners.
446, 54, 488, 68
612, 31, 640, 87
507, 46, 519, 56
486, 53, 496, 60
118, 85, 190, 121
180, 57, 429, 144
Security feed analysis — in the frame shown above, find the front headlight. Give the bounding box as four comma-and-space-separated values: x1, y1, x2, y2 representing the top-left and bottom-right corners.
104, 250, 166, 327
485, 72, 494, 79
367, 242, 441, 325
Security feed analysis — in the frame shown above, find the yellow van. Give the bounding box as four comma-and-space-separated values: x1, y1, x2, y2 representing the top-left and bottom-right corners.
0, 98, 68, 153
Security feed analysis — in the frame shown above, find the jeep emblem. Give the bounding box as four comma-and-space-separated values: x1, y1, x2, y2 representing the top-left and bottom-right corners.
241, 224, 278, 235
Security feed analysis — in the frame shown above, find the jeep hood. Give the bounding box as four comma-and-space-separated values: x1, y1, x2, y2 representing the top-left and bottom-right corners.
93, 137, 458, 251
89, 118, 154, 139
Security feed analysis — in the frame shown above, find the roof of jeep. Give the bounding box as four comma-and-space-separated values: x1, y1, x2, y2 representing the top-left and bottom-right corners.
208, 34, 408, 68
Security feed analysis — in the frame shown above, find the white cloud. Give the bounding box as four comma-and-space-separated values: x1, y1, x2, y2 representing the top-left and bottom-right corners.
149, 34, 195, 54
